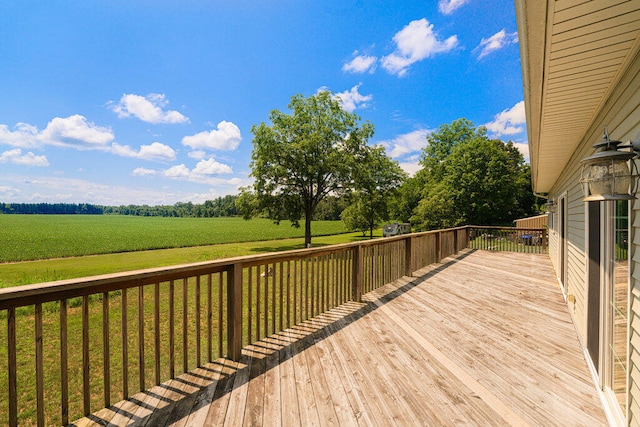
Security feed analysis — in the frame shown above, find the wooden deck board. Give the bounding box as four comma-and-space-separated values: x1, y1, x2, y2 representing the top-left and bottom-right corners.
73, 250, 608, 427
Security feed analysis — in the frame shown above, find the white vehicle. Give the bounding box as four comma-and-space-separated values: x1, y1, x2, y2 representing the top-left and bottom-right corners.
382, 222, 411, 237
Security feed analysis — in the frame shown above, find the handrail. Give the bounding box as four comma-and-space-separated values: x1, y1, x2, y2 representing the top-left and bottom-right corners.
0, 225, 544, 425
469, 225, 547, 253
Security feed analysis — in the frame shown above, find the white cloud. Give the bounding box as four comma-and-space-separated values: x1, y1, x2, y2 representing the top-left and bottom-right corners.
182, 121, 241, 152
0, 148, 49, 166
111, 93, 189, 124
399, 160, 422, 177
0, 115, 114, 149
41, 115, 114, 147
0, 173, 245, 205
163, 158, 233, 183
333, 85, 373, 112
0, 185, 20, 198
192, 158, 233, 175
0, 123, 40, 148
513, 141, 530, 163
111, 141, 176, 161
379, 129, 430, 158
164, 164, 192, 179
381, 19, 458, 76
483, 101, 526, 137
188, 150, 207, 160
342, 52, 377, 74
138, 142, 176, 161
475, 29, 519, 59
438, 0, 470, 15
132, 167, 157, 176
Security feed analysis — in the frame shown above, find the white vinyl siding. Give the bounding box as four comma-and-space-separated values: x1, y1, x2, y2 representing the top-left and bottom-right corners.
546, 47, 639, 425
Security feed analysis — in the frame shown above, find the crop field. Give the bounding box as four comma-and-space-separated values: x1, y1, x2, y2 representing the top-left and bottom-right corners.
0, 215, 375, 425
0, 215, 347, 263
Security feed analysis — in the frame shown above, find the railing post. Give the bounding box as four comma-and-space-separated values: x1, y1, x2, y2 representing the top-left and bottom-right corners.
465, 227, 470, 249
405, 236, 413, 277
436, 231, 442, 263
453, 229, 458, 254
227, 262, 243, 361
352, 245, 363, 302
542, 228, 547, 253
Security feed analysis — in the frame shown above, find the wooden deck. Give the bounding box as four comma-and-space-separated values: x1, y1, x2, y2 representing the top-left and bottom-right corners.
75, 249, 607, 426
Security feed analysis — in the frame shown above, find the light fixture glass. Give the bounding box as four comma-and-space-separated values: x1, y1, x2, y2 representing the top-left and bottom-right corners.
545, 199, 557, 213
588, 159, 631, 197
580, 127, 638, 201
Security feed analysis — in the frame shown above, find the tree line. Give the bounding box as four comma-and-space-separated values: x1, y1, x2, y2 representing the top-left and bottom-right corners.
0, 195, 241, 217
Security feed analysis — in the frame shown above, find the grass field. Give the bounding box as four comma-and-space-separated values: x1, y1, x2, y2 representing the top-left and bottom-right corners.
0, 215, 380, 425
0, 215, 348, 263
0, 215, 377, 287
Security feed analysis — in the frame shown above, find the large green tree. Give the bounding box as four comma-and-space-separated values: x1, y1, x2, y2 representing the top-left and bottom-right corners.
409, 119, 539, 230
247, 92, 374, 247
345, 145, 406, 238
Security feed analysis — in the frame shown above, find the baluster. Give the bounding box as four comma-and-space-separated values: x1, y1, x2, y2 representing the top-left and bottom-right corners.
311, 257, 316, 317
305, 258, 310, 321
248, 266, 253, 343
196, 275, 201, 368
60, 300, 69, 425
279, 261, 284, 332
82, 295, 90, 415
293, 260, 298, 325
182, 278, 188, 373
139, 285, 145, 390
264, 264, 269, 338
169, 281, 175, 379
8, 307, 17, 427
103, 292, 111, 406
154, 283, 161, 385
122, 288, 129, 397
35, 303, 44, 426
286, 261, 291, 329
256, 266, 261, 340
207, 274, 212, 363
218, 272, 223, 358
272, 263, 277, 335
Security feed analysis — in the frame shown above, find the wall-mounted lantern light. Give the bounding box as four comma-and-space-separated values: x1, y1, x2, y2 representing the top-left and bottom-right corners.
545, 199, 557, 213
580, 127, 639, 201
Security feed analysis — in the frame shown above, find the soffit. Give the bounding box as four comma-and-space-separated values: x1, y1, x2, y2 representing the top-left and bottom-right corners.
517, 0, 640, 193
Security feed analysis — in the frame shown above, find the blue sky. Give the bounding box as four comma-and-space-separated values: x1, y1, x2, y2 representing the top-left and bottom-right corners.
0, 0, 526, 205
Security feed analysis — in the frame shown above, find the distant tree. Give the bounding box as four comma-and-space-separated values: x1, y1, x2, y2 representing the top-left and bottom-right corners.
247, 92, 374, 247
390, 170, 426, 223
340, 199, 370, 236
410, 119, 539, 230
313, 195, 349, 220
349, 145, 406, 238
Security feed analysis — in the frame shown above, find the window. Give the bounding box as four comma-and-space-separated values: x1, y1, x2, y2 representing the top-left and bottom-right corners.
603, 200, 629, 420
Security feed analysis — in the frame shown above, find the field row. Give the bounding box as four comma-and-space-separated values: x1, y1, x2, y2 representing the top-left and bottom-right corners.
0, 215, 347, 263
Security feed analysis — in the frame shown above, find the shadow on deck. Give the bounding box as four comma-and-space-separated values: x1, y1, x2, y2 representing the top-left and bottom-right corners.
74, 249, 607, 426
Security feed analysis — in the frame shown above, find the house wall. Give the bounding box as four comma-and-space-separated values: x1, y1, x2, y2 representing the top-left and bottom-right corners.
546, 47, 640, 425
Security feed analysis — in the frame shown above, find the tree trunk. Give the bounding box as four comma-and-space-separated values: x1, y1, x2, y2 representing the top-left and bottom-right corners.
305, 213, 312, 248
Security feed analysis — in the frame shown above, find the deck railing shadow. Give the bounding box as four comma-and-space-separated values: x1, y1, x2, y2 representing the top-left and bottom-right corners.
77, 250, 476, 426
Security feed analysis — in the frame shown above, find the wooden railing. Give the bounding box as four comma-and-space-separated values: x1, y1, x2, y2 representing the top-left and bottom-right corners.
0, 225, 539, 426
469, 226, 547, 253
514, 214, 548, 229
